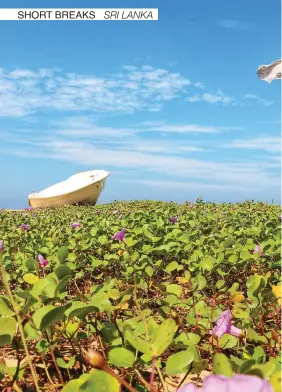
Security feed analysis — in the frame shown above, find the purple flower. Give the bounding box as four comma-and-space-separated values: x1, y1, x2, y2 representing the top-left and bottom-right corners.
210, 309, 243, 338
253, 244, 263, 257
169, 216, 178, 224
177, 374, 273, 392
20, 224, 29, 231
71, 222, 81, 229
38, 254, 48, 268
280, 214, 282, 221
24, 207, 33, 211
112, 228, 126, 242
0, 240, 4, 251
119, 214, 123, 220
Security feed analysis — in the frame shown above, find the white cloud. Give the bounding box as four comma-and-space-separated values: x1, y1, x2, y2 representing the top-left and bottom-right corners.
0, 65, 194, 116
3, 136, 279, 191
217, 20, 253, 30
137, 121, 244, 133
243, 94, 275, 107
131, 179, 255, 192
226, 136, 281, 152
186, 90, 235, 105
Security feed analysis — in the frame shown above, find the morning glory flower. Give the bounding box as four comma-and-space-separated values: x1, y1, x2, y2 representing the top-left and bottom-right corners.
38, 254, 48, 268
169, 216, 178, 224
112, 228, 126, 242
210, 309, 243, 338
253, 244, 263, 257
71, 222, 81, 229
20, 224, 29, 231
177, 374, 273, 392
0, 240, 4, 251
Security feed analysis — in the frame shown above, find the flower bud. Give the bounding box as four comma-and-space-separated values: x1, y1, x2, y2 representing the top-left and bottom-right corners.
83, 349, 106, 369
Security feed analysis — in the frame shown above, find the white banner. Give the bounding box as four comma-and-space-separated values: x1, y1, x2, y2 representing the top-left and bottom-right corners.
0, 8, 158, 21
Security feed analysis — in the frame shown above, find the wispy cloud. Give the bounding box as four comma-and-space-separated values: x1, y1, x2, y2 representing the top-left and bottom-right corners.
53, 117, 244, 137
131, 179, 255, 192
0, 65, 200, 116
224, 136, 281, 153
186, 90, 235, 105
217, 19, 254, 30
243, 94, 275, 107
3, 133, 279, 192
137, 121, 244, 133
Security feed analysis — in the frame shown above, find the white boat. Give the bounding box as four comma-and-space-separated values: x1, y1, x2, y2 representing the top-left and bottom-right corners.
28, 170, 110, 208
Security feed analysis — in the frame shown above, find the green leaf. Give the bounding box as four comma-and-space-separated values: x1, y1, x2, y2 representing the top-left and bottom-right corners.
247, 328, 267, 343
57, 356, 76, 369
247, 275, 266, 298
145, 266, 153, 277
151, 318, 177, 357
165, 261, 179, 273
79, 369, 119, 392
57, 246, 69, 263
252, 346, 266, 364
124, 328, 151, 356
108, 348, 135, 367
62, 375, 89, 392
166, 350, 194, 376
222, 238, 236, 248
174, 332, 201, 346
33, 305, 66, 331
23, 273, 39, 285
191, 275, 207, 290
270, 370, 282, 392
200, 258, 213, 271
0, 296, 14, 316
0, 316, 17, 346
166, 284, 182, 298
36, 339, 50, 353
65, 301, 98, 320
55, 265, 73, 279
108, 289, 121, 300
219, 334, 238, 349
213, 353, 233, 377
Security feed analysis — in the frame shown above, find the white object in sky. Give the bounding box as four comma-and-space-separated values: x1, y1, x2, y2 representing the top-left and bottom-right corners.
257, 59, 282, 83
28, 170, 110, 208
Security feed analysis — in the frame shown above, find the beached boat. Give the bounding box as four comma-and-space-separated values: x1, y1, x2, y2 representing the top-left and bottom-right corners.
28, 170, 110, 208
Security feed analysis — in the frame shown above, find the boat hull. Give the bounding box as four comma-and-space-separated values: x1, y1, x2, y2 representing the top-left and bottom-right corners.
28, 177, 107, 208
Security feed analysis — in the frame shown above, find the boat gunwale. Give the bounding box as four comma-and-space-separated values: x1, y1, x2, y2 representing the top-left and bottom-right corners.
28, 172, 110, 201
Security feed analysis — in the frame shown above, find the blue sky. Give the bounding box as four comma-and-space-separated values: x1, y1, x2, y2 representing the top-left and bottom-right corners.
0, 0, 281, 208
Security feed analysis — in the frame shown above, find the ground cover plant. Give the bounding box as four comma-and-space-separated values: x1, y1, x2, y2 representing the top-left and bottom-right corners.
0, 200, 281, 392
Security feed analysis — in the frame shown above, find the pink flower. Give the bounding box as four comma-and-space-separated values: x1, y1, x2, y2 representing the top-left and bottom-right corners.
210, 309, 242, 338
38, 254, 48, 268
112, 228, 126, 242
0, 240, 4, 251
71, 222, 81, 229
177, 374, 273, 392
253, 245, 263, 256
169, 216, 178, 224
20, 224, 29, 231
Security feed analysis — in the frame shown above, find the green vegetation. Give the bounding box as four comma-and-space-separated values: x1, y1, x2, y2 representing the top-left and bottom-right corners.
0, 200, 281, 391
